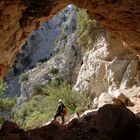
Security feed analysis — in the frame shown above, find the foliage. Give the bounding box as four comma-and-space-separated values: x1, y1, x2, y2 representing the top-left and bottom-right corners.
14, 82, 90, 129
56, 47, 65, 55
0, 116, 5, 124
0, 80, 16, 124
20, 73, 29, 82
50, 67, 59, 74
46, 82, 90, 114
25, 111, 49, 130
76, 9, 103, 51
0, 80, 7, 96
31, 83, 43, 95
50, 76, 63, 86
0, 97, 16, 124
0, 97, 16, 112
13, 95, 52, 129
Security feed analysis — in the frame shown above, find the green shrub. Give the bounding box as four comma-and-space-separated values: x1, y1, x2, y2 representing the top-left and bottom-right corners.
20, 73, 29, 82
31, 83, 49, 96
0, 97, 16, 123
0, 97, 16, 111
50, 67, 59, 74
46, 82, 90, 114
76, 9, 103, 51
25, 111, 49, 130
13, 95, 50, 128
56, 47, 65, 55
0, 80, 15, 122
0, 116, 5, 124
0, 80, 7, 96
50, 76, 63, 86
31, 83, 43, 95
14, 82, 90, 129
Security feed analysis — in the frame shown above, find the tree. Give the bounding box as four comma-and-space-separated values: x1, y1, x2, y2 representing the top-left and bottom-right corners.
0, 80, 7, 96
0, 80, 16, 123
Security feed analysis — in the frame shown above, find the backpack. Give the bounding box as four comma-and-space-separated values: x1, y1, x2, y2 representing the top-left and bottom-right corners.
63, 107, 67, 116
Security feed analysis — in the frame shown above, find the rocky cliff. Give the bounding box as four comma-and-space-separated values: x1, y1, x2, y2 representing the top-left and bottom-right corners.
4, 6, 75, 97
73, 30, 140, 97
3, 4, 140, 121
5, 6, 139, 128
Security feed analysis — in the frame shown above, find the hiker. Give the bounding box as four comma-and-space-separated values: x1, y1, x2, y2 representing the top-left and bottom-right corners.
54, 99, 67, 124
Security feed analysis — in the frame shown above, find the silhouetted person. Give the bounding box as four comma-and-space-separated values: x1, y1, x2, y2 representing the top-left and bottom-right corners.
54, 99, 67, 124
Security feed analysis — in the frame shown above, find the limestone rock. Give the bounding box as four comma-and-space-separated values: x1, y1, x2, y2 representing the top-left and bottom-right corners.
137, 92, 140, 98
73, 30, 140, 97
0, 121, 24, 135
12, 7, 82, 111
98, 92, 113, 108
96, 104, 138, 140
79, 109, 97, 125
111, 90, 134, 106
4, 6, 76, 97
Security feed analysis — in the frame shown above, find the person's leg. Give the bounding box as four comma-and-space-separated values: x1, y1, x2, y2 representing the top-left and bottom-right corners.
54, 113, 60, 121
54, 114, 57, 120
61, 115, 65, 124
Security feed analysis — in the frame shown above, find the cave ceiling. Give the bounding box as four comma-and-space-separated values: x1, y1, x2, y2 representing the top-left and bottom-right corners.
0, 0, 140, 77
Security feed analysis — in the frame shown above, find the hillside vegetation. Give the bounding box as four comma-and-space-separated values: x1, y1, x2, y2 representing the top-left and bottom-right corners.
13, 82, 90, 129
3, 7, 103, 129
76, 9, 103, 50
0, 81, 16, 124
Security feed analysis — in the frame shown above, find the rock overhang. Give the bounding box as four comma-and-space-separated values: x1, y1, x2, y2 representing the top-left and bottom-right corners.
0, 0, 140, 77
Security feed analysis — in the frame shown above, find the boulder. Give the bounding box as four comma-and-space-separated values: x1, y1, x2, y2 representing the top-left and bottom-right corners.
137, 92, 140, 98
98, 92, 113, 107
0, 121, 24, 136
96, 104, 138, 140
113, 91, 134, 106
114, 91, 127, 103
136, 125, 140, 140
79, 109, 97, 122
136, 112, 140, 120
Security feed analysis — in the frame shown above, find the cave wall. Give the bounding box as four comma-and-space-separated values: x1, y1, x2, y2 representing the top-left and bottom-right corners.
0, 0, 140, 77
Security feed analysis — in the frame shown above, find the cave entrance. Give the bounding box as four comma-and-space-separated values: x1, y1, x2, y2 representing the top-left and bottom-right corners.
3, 3, 106, 127
1, 1, 139, 130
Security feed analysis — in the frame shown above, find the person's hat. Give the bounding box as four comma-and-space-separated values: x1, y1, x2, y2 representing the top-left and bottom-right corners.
59, 99, 62, 102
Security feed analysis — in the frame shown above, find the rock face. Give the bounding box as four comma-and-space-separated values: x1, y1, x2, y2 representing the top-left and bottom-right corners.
0, 0, 68, 77
0, 104, 140, 140
96, 104, 138, 140
12, 7, 82, 109
73, 30, 140, 97
5, 6, 140, 119
0, 0, 140, 77
14, 7, 70, 70
4, 6, 76, 97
